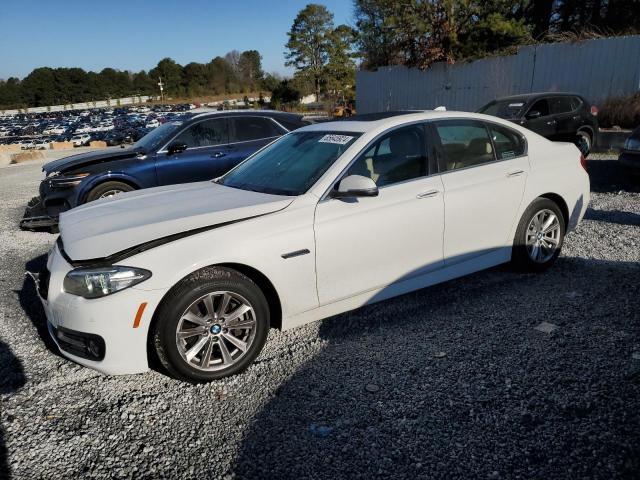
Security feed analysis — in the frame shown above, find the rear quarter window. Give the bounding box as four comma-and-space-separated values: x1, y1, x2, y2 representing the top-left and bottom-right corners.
487, 123, 526, 159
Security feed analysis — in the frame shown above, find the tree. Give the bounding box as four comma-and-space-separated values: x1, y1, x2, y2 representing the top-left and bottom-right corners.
183, 62, 208, 96
238, 50, 264, 91
261, 72, 281, 93
271, 79, 301, 107
206, 56, 235, 94
21, 68, 57, 106
324, 24, 357, 97
132, 71, 156, 95
0, 78, 23, 108
354, 0, 531, 69
285, 4, 335, 101
149, 58, 183, 97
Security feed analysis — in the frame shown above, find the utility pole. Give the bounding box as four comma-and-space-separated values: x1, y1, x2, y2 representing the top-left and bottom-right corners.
158, 77, 164, 102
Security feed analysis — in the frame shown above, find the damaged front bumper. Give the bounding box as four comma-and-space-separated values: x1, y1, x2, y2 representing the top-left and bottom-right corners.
20, 196, 59, 230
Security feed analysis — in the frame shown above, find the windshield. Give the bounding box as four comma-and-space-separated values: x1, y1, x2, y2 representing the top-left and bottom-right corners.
133, 121, 184, 152
478, 100, 526, 119
218, 131, 361, 196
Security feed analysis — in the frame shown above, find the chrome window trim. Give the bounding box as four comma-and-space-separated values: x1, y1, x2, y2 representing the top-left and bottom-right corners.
433, 118, 528, 176
319, 120, 433, 202
319, 117, 529, 201
157, 115, 287, 154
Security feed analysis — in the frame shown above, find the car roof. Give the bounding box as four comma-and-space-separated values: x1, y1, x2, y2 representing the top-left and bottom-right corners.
298, 110, 510, 134
492, 92, 583, 103
188, 109, 304, 122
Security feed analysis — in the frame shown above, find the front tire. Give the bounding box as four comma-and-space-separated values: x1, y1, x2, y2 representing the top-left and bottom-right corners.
512, 198, 565, 272
151, 267, 270, 383
85, 181, 134, 203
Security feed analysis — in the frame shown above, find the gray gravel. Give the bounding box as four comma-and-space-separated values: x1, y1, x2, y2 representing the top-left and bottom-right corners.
1, 154, 639, 479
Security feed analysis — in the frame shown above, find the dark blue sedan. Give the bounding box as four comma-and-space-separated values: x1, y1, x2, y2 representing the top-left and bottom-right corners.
20, 111, 309, 230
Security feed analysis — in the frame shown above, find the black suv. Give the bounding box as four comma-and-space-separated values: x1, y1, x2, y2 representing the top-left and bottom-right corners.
478, 92, 598, 155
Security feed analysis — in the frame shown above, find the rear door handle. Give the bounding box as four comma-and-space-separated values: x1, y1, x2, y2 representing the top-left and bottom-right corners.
211, 152, 227, 158
507, 170, 525, 178
416, 189, 439, 199
546, 120, 556, 125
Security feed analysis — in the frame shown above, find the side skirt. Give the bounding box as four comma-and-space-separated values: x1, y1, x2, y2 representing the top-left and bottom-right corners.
281, 247, 512, 331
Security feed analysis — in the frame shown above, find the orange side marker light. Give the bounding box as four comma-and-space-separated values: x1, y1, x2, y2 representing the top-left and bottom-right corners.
133, 302, 148, 329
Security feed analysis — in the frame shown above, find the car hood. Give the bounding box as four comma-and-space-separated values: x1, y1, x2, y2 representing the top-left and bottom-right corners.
58, 181, 293, 261
43, 148, 143, 175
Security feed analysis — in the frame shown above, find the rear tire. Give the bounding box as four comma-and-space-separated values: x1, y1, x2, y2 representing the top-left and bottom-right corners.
576, 130, 592, 157
512, 198, 565, 272
85, 181, 134, 203
151, 267, 270, 383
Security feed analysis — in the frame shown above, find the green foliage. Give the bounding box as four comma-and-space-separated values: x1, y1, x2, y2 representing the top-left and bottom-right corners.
238, 50, 264, 91
285, 3, 356, 102
271, 79, 301, 107
354, 0, 640, 70
0, 50, 268, 109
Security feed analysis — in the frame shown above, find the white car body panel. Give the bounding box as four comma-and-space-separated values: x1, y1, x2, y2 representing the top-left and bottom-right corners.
314, 174, 445, 304
37, 111, 590, 375
59, 181, 293, 260
440, 155, 529, 265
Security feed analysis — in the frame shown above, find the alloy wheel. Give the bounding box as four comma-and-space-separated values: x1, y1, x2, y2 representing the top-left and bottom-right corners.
525, 209, 561, 263
98, 189, 124, 199
175, 291, 257, 371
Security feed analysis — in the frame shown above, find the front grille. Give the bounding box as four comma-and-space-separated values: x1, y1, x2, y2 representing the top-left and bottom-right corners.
39, 268, 50, 300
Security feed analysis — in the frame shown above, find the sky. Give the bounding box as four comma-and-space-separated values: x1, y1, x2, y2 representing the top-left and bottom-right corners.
0, 0, 354, 79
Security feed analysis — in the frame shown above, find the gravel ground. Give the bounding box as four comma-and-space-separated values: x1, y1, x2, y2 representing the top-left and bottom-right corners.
0, 154, 638, 480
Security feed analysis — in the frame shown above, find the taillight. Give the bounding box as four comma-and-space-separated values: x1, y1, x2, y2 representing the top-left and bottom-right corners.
580, 154, 588, 172
590, 105, 599, 116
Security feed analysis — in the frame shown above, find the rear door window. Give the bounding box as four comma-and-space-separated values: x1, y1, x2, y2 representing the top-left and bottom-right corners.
550, 96, 575, 114
229, 117, 285, 143
174, 119, 228, 148
570, 96, 583, 111
435, 121, 496, 171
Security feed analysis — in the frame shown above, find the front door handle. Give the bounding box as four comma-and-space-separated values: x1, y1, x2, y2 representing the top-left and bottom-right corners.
546, 120, 556, 125
507, 170, 525, 177
416, 189, 439, 199
211, 152, 227, 158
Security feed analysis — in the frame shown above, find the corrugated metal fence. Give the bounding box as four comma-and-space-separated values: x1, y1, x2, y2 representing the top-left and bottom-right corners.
356, 35, 640, 114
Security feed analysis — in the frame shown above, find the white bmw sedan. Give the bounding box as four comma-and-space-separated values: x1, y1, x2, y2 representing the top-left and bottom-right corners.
34, 111, 590, 382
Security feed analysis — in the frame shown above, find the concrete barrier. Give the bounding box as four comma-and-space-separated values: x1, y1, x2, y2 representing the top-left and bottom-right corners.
89, 141, 108, 148
0, 144, 22, 153
50, 141, 74, 150
10, 150, 45, 164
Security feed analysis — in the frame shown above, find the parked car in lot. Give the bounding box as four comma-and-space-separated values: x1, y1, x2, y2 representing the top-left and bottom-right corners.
34, 138, 51, 150
71, 134, 91, 146
618, 126, 640, 175
478, 92, 598, 156
20, 111, 309, 230
31, 110, 590, 382
17, 139, 35, 149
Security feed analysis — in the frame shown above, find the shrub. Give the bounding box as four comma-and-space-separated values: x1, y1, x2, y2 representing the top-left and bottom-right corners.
598, 92, 640, 129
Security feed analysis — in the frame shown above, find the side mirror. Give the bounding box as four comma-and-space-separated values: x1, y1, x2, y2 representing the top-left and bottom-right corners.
331, 174, 378, 199
526, 110, 541, 120
167, 142, 187, 155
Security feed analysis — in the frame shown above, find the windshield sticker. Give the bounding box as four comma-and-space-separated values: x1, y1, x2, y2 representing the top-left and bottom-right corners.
319, 134, 354, 145
508, 103, 524, 107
